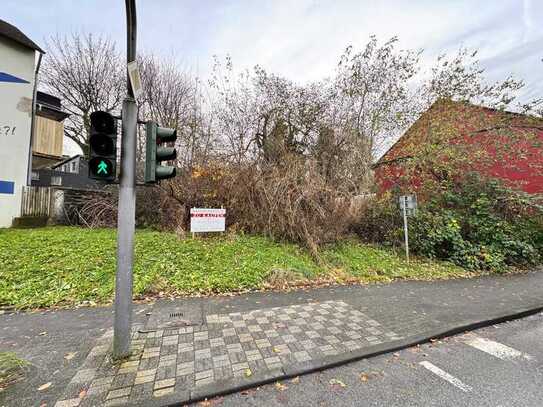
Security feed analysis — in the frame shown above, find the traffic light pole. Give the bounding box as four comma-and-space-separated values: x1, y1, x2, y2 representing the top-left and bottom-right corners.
113, 0, 138, 359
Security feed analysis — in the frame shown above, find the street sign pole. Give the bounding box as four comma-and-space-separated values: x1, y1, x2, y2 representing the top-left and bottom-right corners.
402, 199, 410, 263
113, 0, 137, 359
399, 195, 416, 263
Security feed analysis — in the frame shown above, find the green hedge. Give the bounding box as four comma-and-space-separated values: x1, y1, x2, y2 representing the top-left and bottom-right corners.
357, 175, 543, 271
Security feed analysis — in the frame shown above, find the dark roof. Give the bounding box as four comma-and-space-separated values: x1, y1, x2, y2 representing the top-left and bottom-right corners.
36, 91, 69, 121
52, 155, 84, 169
0, 18, 44, 53
37, 91, 61, 109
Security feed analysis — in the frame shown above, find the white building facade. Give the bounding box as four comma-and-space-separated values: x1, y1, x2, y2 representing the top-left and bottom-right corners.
0, 19, 43, 227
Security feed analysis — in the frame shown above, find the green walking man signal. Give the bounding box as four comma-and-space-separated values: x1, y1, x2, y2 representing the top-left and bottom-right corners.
97, 160, 109, 175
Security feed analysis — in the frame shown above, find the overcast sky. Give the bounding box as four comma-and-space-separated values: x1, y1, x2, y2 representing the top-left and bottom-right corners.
3, 0, 542, 154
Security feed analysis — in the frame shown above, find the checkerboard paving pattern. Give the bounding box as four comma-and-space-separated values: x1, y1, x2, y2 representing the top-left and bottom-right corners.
54, 301, 404, 406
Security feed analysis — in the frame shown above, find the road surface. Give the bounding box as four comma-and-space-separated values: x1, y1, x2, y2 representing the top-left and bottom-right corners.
197, 312, 543, 406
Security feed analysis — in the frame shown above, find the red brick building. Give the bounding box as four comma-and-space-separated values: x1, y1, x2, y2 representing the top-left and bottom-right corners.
374, 99, 543, 194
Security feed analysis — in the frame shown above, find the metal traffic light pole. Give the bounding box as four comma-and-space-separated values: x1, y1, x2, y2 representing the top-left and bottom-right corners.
113, 0, 138, 359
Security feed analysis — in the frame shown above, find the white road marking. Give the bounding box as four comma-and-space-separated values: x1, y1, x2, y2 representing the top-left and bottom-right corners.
419, 361, 472, 392
464, 336, 533, 361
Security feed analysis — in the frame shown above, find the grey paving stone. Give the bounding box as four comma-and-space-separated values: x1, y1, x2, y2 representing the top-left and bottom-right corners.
130, 382, 153, 400
176, 361, 195, 376
194, 339, 210, 351
214, 365, 233, 381
194, 357, 213, 372
228, 351, 246, 364
155, 365, 176, 381
177, 351, 194, 363
106, 386, 132, 400
110, 372, 136, 390
53, 299, 407, 407
154, 378, 175, 390
175, 373, 195, 389
195, 369, 213, 381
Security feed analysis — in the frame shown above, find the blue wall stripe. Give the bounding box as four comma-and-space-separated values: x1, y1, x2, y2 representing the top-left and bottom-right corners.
0, 181, 15, 194
0, 72, 29, 84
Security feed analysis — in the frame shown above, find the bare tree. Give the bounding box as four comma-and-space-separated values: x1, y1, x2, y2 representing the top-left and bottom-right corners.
41, 33, 125, 154
334, 37, 421, 159
208, 56, 261, 164
138, 55, 215, 169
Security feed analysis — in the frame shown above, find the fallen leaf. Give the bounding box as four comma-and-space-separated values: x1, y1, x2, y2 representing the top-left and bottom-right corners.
329, 378, 347, 388
244, 369, 252, 377
38, 382, 52, 391
79, 389, 87, 399
207, 397, 224, 406
64, 352, 77, 360
360, 373, 368, 382
291, 376, 300, 384
275, 382, 288, 391
38, 332, 47, 336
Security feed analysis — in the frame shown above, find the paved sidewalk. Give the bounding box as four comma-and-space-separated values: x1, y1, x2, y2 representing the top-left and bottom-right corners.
2, 270, 542, 407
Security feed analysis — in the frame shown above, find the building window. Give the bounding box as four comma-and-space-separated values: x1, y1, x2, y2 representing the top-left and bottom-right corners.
51, 176, 62, 186
71, 161, 77, 173
31, 171, 40, 181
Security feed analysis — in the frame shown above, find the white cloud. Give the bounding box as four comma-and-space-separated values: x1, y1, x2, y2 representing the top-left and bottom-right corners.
3, 0, 541, 158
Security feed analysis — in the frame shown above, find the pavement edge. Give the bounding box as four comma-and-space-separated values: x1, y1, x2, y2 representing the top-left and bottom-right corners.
142, 303, 543, 407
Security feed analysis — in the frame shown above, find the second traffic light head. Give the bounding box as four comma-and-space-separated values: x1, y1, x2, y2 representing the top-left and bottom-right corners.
144, 121, 178, 184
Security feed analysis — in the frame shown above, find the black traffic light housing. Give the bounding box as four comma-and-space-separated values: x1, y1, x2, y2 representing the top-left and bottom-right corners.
144, 121, 178, 183
88, 111, 117, 182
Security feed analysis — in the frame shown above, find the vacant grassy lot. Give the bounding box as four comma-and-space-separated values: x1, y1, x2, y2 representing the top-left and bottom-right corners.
0, 227, 474, 309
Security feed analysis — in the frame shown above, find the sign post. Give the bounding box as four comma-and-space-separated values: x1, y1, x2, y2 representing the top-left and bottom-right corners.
399, 195, 417, 263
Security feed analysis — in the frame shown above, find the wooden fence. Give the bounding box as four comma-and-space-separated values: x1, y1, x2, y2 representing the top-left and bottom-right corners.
21, 186, 51, 217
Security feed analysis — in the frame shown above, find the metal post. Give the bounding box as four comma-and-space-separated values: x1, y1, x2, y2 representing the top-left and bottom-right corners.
402, 200, 410, 263
113, 0, 138, 359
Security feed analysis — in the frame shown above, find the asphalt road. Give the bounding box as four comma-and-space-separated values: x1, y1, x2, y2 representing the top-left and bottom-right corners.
195, 312, 543, 407
0, 304, 151, 407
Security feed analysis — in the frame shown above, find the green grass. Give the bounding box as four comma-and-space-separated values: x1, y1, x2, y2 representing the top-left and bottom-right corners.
0, 352, 28, 389
321, 241, 470, 281
0, 227, 474, 309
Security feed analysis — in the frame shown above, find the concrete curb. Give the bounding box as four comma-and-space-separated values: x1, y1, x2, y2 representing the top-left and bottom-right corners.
139, 303, 543, 407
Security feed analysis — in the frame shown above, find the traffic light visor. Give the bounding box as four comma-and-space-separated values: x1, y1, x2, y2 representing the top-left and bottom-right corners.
89, 134, 115, 156
90, 111, 116, 134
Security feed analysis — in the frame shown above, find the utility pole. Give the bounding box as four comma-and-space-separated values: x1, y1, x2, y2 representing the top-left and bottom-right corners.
113, 0, 138, 359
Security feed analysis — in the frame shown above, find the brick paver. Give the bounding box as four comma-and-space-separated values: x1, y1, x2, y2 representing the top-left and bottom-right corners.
54, 300, 404, 406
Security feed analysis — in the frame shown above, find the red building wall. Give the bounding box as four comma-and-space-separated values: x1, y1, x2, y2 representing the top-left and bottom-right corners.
374, 100, 543, 195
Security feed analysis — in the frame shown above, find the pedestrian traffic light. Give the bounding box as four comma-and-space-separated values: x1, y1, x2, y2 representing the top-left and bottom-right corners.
88, 111, 117, 182
144, 121, 177, 183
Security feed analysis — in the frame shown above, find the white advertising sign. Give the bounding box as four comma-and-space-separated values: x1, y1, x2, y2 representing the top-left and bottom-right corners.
190, 208, 226, 233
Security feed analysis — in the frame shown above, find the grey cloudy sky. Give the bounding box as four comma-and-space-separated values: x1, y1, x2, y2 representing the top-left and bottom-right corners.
5, 0, 541, 156
4, 0, 541, 94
